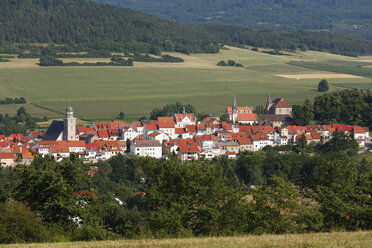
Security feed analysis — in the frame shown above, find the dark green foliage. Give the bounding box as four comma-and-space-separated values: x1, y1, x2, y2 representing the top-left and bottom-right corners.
0, 107, 37, 135
292, 99, 314, 126
0, 0, 220, 54
118, 112, 125, 119
39, 56, 133, 66
131, 54, 183, 62
0, 141, 371, 243
1, 1, 372, 56
0, 97, 26, 105
93, 0, 372, 40
39, 56, 63, 66
319, 132, 359, 154
150, 102, 196, 120
318, 79, 330, 92
292, 89, 372, 128
0, 201, 50, 243
217, 59, 243, 67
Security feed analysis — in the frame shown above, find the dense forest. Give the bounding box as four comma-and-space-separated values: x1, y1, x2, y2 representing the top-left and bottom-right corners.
93, 0, 372, 40
292, 89, 372, 128
1, 0, 372, 56
0, 136, 371, 243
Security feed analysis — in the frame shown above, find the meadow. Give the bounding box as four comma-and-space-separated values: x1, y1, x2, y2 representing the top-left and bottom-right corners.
1, 231, 371, 248
0, 47, 371, 121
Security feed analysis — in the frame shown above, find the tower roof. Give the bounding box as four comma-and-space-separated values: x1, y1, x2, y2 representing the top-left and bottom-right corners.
66, 104, 73, 113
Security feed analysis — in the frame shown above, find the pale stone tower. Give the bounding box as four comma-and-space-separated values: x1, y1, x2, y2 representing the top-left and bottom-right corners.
232, 96, 238, 123
63, 104, 77, 141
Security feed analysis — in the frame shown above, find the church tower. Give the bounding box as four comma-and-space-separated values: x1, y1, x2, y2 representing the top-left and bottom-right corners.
232, 96, 238, 123
266, 93, 273, 114
63, 104, 77, 141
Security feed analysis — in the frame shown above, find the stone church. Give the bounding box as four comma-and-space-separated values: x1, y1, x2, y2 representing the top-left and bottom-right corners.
43, 105, 77, 141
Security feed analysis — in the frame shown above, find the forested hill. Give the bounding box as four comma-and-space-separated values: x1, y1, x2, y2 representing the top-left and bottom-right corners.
93, 0, 372, 40
1, 0, 372, 55
0, 0, 219, 53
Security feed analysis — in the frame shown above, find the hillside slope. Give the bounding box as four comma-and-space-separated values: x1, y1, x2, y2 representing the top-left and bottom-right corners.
0, 0, 218, 52
93, 0, 372, 40
1, 0, 372, 55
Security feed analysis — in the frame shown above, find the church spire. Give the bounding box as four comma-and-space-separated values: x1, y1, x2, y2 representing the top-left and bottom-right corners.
233, 96, 237, 110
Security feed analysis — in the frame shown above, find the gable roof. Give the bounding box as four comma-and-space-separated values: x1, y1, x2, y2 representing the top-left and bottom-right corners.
134, 140, 162, 147
43, 120, 64, 141
226, 106, 254, 115
272, 98, 292, 108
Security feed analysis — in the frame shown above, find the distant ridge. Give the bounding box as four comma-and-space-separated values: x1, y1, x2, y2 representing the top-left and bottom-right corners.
92, 0, 372, 40
1, 0, 372, 55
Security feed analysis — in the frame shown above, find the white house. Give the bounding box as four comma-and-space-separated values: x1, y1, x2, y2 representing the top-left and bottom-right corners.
175, 113, 196, 128
120, 125, 139, 141
130, 140, 162, 159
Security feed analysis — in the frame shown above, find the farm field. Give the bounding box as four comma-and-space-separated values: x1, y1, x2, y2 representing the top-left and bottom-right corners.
0, 46, 371, 121
1, 231, 371, 248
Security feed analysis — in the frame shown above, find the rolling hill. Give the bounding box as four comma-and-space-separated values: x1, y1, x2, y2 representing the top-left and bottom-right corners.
92, 0, 372, 40
1, 0, 372, 56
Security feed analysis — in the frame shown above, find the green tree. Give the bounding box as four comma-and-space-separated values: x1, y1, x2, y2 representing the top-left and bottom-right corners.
250, 176, 323, 234
318, 79, 329, 92
118, 111, 125, 119
0, 201, 50, 243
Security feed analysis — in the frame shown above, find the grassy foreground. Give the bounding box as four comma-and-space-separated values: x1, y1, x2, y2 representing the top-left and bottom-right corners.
0, 47, 371, 120
1, 231, 371, 248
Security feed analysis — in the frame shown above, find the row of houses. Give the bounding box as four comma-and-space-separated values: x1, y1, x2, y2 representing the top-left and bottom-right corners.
1, 116, 369, 166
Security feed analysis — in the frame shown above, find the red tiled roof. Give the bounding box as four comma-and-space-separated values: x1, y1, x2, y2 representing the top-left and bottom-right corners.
131, 121, 143, 127
175, 113, 195, 122
226, 107, 254, 115
186, 125, 197, 133
0, 152, 14, 159
50, 145, 70, 154
97, 129, 109, 138
77, 126, 95, 134
226, 152, 236, 155
108, 129, 120, 137
237, 113, 257, 122
158, 121, 175, 128
158, 117, 175, 123
353, 126, 366, 133
67, 140, 86, 147
272, 98, 292, 108
0, 141, 8, 148
178, 143, 200, 153
144, 124, 158, 131
175, 128, 186, 134
237, 138, 253, 145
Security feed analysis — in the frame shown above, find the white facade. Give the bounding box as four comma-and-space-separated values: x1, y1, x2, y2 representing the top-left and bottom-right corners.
130, 141, 162, 159
63, 105, 77, 141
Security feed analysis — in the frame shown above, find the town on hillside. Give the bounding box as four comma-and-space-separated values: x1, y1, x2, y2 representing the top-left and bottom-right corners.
0, 97, 370, 166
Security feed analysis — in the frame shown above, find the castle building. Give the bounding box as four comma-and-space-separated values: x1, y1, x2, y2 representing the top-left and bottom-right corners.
43, 104, 77, 141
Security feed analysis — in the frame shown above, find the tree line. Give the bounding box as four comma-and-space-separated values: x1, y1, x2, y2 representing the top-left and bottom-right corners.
292, 89, 372, 128
0, 133, 370, 243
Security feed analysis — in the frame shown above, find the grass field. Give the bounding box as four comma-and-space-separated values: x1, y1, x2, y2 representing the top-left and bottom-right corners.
1, 231, 371, 248
0, 46, 371, 121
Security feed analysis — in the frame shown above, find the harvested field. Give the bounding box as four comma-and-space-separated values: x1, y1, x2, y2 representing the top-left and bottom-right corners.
358, 59, 372, 62
276, 73, 363, 79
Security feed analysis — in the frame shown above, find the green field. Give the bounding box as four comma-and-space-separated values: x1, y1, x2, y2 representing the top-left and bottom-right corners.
1, 231, 371, 248
0, 47, 371, 121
